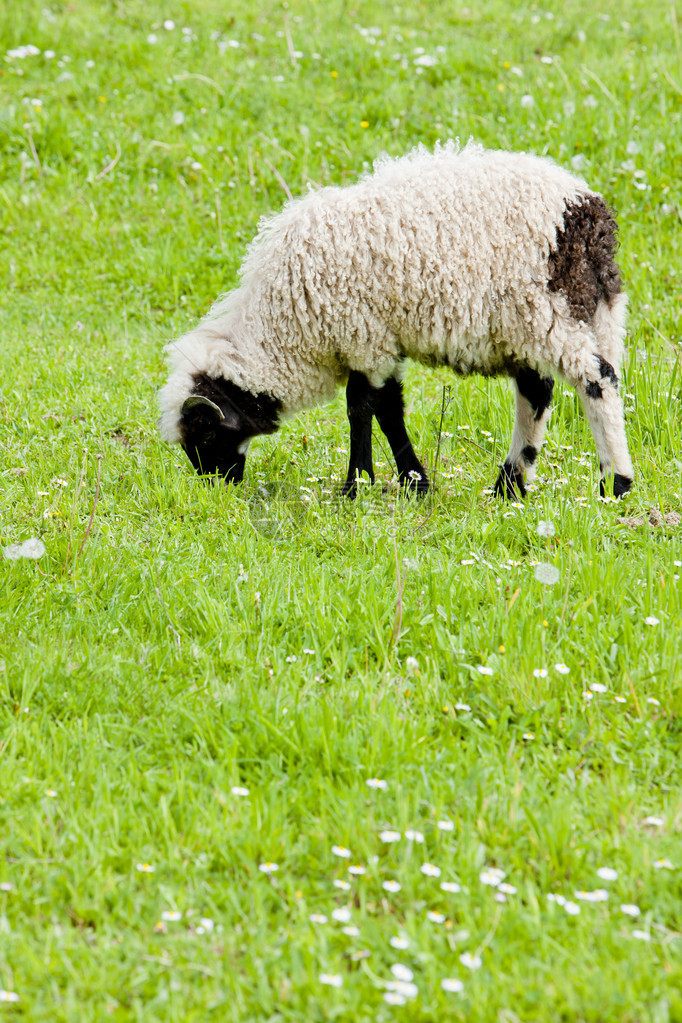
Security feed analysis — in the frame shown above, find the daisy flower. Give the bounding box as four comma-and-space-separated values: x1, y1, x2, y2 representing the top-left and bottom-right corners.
459, 952, 482, 970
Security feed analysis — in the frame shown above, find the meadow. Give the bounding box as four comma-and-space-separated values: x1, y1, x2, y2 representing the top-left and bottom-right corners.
0, 0, 681, 1019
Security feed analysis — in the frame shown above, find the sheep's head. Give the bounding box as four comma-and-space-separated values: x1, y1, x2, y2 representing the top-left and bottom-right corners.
179, 375, 281, 485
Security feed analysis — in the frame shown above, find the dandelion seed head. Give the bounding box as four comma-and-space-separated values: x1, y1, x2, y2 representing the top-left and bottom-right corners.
4, 537, 46, 560
537, 520, 556, 537
534, 562, 560, 584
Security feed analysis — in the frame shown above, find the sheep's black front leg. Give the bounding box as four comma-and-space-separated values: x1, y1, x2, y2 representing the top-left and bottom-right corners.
375, 376, 429, 495
341, 371, 377, 498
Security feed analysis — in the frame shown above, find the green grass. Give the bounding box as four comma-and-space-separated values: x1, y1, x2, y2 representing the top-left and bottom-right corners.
1, 0, 681, 1019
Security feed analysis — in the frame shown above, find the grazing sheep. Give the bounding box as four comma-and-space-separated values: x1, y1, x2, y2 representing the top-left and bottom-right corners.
159, 141, 633, 499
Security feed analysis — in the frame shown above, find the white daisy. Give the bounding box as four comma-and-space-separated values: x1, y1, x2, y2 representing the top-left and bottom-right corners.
642, 816, 664, 827
574, 889, 608, 902
427, 910, 445, 923
479, 867, 505, 887
379, 830, 401, 843
383, 880, 402, 893
632, 929, 651, 941
332, 845, 351, 859
459, 952, 482, 970
231, 786, 250, 797
331, 907, 351, 923
596, 867, 618, 882
555, 663, 570, 674
620, 904, 641, 917
421, 863, 441, 877
366, 778, 388, 790
390, 935, 409, 950
348, 865, 366, 876
319, 973, 343, 986
437, 819, 454, 832
440, 881, 461, 893
259, 862, 279, 874
390, 964, 414, 982
405, 829, 425, 843
333, 879, 351, 891
310, 913, 328, 924
441, 977, 464, 993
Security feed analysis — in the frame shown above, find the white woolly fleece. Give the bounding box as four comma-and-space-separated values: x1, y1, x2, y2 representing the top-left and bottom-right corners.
159, 141, 594, 443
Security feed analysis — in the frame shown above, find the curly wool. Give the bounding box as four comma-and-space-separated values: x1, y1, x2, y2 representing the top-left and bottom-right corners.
160, 141, 598, 442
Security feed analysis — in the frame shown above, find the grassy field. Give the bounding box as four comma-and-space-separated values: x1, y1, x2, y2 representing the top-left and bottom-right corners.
1, 0, 681, 1019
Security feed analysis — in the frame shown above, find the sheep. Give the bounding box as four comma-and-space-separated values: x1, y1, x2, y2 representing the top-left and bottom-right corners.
159, 141, 633, 500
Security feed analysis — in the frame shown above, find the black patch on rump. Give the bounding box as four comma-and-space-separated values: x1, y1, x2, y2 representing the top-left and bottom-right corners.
521, 445, 538, 465
180, 373, 281, 483
548, 195, 622, 322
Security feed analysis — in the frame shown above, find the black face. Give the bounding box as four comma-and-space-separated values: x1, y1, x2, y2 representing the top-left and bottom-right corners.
179, 375, 281, 485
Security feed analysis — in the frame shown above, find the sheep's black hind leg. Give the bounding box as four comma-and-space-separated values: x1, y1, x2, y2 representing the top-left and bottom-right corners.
494, 367, 554, 499
375, 376, 429, 495
341, 371, 377, 498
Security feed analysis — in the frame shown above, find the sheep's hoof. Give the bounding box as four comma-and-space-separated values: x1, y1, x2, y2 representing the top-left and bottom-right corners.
600, 473, 633, 499
400, 471, 430, 497
494, 461, 526, 500
341, 480, 358, 499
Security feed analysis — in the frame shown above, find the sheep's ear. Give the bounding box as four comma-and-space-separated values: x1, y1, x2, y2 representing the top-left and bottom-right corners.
182, 395, 225, 420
